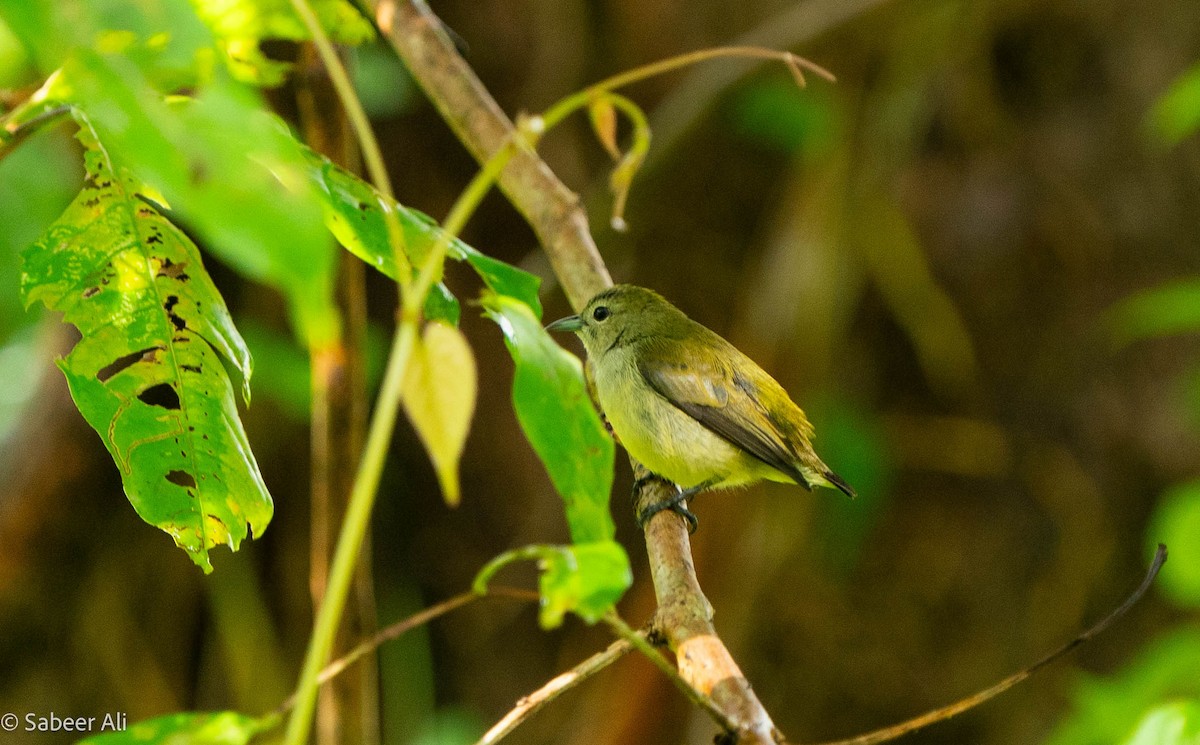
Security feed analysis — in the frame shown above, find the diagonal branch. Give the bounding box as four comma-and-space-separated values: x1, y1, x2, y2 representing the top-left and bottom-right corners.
801, 544, 1168, 745
373, 0, 611, 311
476, 636, 635, 745
372, 2, 777, 742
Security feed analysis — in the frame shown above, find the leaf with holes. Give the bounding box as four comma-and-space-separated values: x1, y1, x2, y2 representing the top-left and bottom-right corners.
20, 119, 271, 573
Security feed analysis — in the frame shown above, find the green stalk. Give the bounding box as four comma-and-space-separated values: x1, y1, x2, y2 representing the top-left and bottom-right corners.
405, 134, 529, 314
540, 45, 833, 130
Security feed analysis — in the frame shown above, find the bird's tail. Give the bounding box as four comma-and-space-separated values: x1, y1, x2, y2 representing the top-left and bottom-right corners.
821, 470, 857, 499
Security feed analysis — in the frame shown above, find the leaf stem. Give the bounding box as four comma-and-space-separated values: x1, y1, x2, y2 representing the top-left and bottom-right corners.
404, 131, 530, 316
540, 45, 833, 131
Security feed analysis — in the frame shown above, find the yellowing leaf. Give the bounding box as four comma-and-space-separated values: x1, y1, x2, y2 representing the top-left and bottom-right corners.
403, 322, 477, 506
588, 97, 620, 160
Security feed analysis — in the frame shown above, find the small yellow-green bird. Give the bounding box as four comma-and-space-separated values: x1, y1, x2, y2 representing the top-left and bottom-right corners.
547, 284, 854, 528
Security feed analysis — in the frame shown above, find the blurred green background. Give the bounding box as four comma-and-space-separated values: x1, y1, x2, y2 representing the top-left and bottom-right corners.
3, 0, 1200, 743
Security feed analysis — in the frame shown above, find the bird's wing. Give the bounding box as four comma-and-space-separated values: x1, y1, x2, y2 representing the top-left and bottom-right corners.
637, 338, 811, 486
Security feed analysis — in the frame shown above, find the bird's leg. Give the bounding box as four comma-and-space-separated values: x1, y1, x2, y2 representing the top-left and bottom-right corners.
635, 479, 714, 534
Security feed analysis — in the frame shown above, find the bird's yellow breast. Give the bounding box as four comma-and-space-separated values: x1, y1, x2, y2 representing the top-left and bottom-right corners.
591, 348, 788, 489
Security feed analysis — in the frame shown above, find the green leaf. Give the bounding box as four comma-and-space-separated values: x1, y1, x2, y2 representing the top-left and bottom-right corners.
1148, 480, 1200, 608
192, 0, 373, 86
537, 541, 631, 628
21, 120, 271, 573
1150, 63, 1200, 146
1109, 279, 1200, 345
57, 50, 339, 347
482, 293, 615, 543
301, 149, 542, 317
460, 245, 542, 318
403, 322, 477, 506
1123, 701, 1200, 745
78, 711, 272, 745
473, 541, 632, 629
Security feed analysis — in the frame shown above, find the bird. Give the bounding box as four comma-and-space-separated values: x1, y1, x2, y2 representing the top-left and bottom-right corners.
546, 284, 854, 529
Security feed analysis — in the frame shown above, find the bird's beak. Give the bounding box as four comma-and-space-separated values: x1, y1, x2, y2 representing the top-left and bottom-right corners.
545, 314, 584, 333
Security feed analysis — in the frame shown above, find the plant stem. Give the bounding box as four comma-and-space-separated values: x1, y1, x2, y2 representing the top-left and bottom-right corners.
539, 46, 833, 131
405, 133, 529, 315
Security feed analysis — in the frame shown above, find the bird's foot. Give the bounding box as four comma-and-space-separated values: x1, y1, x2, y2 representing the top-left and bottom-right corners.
634, 483, 700, 534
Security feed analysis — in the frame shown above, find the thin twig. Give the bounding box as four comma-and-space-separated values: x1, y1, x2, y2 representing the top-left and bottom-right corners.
0, 103, 71, 164
801, 544, 1169, 745
476, 636, 635, 745
278, 586, 539, 715
645, 0, 893, 170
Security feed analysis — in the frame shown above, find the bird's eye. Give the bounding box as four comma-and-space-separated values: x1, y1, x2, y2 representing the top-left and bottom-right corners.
592, 306, 611, 322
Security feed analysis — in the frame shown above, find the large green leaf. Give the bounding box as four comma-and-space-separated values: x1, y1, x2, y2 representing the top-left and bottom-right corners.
78, 711, 271, 745
483, 293, 615, 543
21, 120, 271, 573
303, 149, 543, 318
472, 294, 627, 628
52, 49, 339, 347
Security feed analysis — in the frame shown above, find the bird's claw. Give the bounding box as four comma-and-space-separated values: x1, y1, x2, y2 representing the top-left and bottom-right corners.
635, 489, 699, 534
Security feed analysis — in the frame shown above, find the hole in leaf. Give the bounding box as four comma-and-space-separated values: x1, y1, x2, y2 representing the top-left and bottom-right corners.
163, 296, 188, 331
138, 383, 180, 410
96, 346, 164, 382
165, 470, 197, 489
157, 258, 189, 280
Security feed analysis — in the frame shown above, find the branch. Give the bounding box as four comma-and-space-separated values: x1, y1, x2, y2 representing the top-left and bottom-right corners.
374, 2, 780, 742
801, 544, 1169, 745
373, 0, 611, 311
604, 612, 740, 733
277, 587, 539, 716
635, 472, 779, 744
476, 636, 635, 745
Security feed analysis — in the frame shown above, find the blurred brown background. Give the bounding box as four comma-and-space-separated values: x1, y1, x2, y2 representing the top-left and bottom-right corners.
2, 0, 1200, 743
